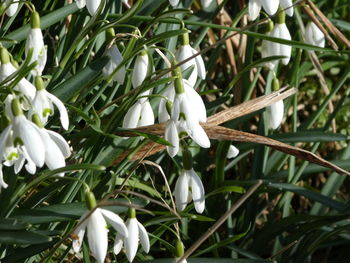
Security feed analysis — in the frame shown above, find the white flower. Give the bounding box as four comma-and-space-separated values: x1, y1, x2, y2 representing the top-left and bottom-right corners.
113, 216, 150, 262
175, 44, 206, 87
5, 0, 19, 17
76, 0, 102, 15
268, 99, 284, 129
262, 22, 292, 69
103, 44, 126, 85
73, 208, 128, 263
30, 89, 69, 130
122, 99, 154, 129
165, 120, 179, 157
227, 145, 239, 159
169, 0, 180, 6
174, 168, 205, 213
248, 0, 279, 21
75, 0, 86, 9
26, 28, 47, 76
305, 22, 325, 48
132, 52, 149, 89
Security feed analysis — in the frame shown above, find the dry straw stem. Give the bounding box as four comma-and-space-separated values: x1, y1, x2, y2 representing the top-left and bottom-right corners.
306, 0, 350, 49
177, 180, 263, 263
114, 88, 350, 176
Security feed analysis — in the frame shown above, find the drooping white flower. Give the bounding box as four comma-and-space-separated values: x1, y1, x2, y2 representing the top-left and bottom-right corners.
122, 99, 155, 129
5, 0, 19, 17
25, 12, 47, 76
73, 203, 128, 263
262, 20, 291, 69
75, 0, 86, 9
0, 48, 36, 101
132, 51, 149, 89
175, 33, 206, 87
103, 44, 126, 85
248, 0, 279, 21
113, 209, 150, 263
227, 145, 239, 159
305, 22, 325, 48
268, 99, 284, 129
29, 77, 69, 130
174, 168, 205, 213
165, 119, 179, 157
169, 0, 180, 6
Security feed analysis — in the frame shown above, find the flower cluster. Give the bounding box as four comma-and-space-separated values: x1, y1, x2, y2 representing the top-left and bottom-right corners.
0, 12, 70, 190
73, 192, 149, 263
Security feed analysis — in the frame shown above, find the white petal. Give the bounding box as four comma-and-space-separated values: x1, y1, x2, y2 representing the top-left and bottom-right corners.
261, 0, 279, 16
248, 0, 261, 21
5, 0, 19, 17
25, 29, 45, 74
138, 100, 154, 127
227, 145, 239, 159
76, 0, 86, 8
278, 23, 292, 65
0, 166, 8, 190
87, 209, 108, 263
280, 0, 294, 16
13, 116, 45, 167
72, 212, 89, 253
100, 209, 128, 237
38, 128, 66, 175
165, 120, 179, 157
46, 92, 69, 130
137, 221, 150, 253
113, 234, 124, 255
125, 218, 139, 262
169, 0, 179, 6
0, 126, 12, 158
191, 47, 206, 80
46, 130, 71, 158
305, 22, 325, 48
174, 171, 189, 212
86, 0, 101, 15
175, 45, 197, 87
184, 80, 207, 122
268, 100, 284, 129
17, 77, 36, 101
132, 54, 149, 89
189, 169, 205, 214
123, 102, 142, 129
36, 45, 47, 76
14, 154, 25, 174
189, 123, 210, 148
20, 147, 37, 175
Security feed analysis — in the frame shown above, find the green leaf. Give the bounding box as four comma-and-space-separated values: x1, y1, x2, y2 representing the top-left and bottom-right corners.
0, 230, 51, 244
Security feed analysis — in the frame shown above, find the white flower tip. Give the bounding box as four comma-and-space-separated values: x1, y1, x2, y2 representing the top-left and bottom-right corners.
227, 145, 239, 159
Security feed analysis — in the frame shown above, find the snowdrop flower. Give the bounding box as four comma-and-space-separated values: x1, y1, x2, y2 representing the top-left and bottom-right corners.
165, 119, 179, 157
29, 76, 69, 130
175, 32, 206, 87
0, 98, 45, 170
248, 0, 279, 21
132, 50, 149, 90
169, 0, 179, 6
268, 99, 284, 129
75, 0, 101, 15
280, 0, 294, 17
25, 12, 47, 76
122, 99, 154, 129
4, 0, 19, 17
32, 114, 71, 177
261, 12, 291, 69
174, 149, 205, 213
227, 145, 239, 159
72, 191, 128, 263
305, 22, 325, 48
0, 48, 36, 101
114, 208, 150, 262
103, 28, 126, 85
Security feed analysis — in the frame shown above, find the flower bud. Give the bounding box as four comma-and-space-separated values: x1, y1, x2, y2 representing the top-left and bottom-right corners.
85, 191, 97, 210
